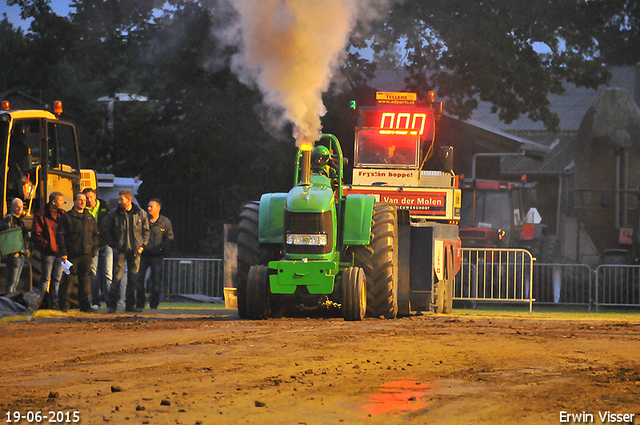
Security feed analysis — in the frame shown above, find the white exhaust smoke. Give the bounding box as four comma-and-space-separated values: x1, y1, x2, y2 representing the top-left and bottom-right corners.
226, 0, 382, 149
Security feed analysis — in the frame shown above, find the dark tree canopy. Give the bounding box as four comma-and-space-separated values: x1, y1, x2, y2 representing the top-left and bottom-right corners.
594, 0, 640, 66
359, 0, 627, 130
3, 0, 639, 253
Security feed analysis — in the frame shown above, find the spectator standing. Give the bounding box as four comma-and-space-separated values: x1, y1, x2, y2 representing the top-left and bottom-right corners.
56, 193, 98, 312
136, 199, 174, 310
83, 188, 112, 309
103, 190, 149, 313
1, 198, 30, 294
31, 192, 66, 308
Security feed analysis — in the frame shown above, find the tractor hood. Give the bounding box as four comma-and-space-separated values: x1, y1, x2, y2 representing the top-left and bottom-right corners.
287, 178, 335, 213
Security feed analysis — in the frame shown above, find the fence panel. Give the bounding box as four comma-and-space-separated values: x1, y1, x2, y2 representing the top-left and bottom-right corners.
162, 258, 224, 298
533, 264, 592, 307
158, 257, 640, 310
455, 248, 534, 313
595, 265, 640, 309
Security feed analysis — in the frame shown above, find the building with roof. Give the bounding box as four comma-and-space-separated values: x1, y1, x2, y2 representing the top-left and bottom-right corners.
371, 64, 640, 266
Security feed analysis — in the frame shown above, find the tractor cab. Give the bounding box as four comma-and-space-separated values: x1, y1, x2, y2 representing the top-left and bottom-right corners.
0, 101, 95, 227
459, 178, 539, 249
355, 127, 420, 168
346, 92, 460, 224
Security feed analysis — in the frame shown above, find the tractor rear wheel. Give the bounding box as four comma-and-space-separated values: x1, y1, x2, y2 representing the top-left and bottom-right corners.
354, 203, 398, 319
236, 201, 280, 319
342, 267, 366, 321
246, 265, 270, 320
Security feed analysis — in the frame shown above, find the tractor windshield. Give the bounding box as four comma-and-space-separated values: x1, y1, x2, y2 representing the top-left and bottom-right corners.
460, 190, 512, 231
355, 129, 418, 167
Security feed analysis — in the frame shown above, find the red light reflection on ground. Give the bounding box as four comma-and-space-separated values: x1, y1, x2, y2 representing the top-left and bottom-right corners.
363, 379, 432, 416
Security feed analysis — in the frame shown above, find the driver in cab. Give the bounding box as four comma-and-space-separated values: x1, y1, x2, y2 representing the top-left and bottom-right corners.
311, 145, 338, 190
381, 144, 408, 164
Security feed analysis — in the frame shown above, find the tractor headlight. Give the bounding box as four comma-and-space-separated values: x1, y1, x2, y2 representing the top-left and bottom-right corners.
286, 233, 328, 246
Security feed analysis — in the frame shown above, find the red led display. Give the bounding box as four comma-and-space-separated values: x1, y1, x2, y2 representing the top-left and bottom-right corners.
361, 108, 434, 137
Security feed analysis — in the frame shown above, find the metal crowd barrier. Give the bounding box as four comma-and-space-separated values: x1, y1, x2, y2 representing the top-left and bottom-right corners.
156, 256, 640, 311
162, 258, 224, 298
595, 264, 640, 310
455, 248, 535, 313
533, 263, 592, 307
456, 256, 639, 310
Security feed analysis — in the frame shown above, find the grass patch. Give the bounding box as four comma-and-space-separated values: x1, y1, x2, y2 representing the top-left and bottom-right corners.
453, 302, 640, 321
3, 301, 639, 323
0, 301, 231, 323
158, 302, 227, 310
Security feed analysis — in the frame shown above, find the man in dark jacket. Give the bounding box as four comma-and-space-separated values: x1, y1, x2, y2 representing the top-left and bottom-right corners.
56, 192, 99, 312
31, 191, 66, 309
103, 190, 150, 313
136, 199, 174, 309
1, 198, 30, 294
83, 188, 112, 309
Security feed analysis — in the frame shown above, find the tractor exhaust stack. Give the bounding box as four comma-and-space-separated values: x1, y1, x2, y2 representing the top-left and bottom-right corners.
301, 149, 311, 186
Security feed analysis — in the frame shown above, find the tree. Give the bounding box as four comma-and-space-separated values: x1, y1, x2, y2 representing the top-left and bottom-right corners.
74, 0, 297, 255
6, 0, 639, 254
593, 0, 640, 65
0, 16, 29, 91
360, 0, 620, 131
4, 1, 76, 99
67, 0, 164, 97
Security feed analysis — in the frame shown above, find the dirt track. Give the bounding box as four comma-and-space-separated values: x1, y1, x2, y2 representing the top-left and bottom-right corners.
2, 307, 640, 425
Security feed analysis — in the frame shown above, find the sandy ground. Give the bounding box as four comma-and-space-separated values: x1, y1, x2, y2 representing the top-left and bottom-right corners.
2, 307, 640, 425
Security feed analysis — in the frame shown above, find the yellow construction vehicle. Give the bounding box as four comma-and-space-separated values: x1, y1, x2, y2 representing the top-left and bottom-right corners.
0, 100, 96, 228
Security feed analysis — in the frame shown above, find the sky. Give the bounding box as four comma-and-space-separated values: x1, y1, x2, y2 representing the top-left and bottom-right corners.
2, 0, 72, 31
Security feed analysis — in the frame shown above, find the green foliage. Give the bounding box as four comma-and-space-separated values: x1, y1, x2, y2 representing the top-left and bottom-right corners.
0, 16, 29, 91
369, 0, 617, 130
3, 0, 640, 254
593, 0, 640, 66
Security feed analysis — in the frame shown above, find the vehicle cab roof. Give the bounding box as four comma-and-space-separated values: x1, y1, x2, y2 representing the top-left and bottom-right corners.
1, 109, 59, 121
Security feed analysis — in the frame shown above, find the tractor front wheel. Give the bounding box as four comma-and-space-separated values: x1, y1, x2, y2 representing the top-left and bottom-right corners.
342, 267, 366, 321
354, 202, 398, 319
246, 265, 270, 320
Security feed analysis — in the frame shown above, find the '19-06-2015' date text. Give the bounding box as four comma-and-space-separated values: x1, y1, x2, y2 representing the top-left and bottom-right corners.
5, 411, 80, 423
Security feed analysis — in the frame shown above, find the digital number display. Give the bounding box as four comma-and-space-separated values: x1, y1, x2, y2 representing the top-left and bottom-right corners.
379, 112, 427, 135
360, 108, 434, 137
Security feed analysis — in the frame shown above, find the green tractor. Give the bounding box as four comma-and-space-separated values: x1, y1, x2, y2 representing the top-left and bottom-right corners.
236, 134, 398, 321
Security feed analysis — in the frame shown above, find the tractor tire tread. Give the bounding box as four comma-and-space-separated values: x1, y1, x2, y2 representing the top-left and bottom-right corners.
236, 202, 261, 319
354, 202, 398, 319
246, 265, 270, 320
